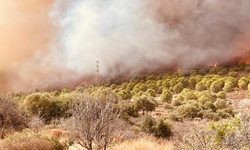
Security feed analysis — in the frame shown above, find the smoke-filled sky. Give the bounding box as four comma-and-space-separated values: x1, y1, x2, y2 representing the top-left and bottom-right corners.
0, 0, 250, 92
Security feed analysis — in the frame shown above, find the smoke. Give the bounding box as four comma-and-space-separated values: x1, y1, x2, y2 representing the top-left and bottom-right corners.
1, 0, 250, 92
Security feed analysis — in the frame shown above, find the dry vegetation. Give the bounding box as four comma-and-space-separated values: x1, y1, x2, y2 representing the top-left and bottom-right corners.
1, 63, 250, 149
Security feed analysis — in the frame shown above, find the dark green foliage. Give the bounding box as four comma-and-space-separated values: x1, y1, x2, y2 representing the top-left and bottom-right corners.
110, 84, 117, 90
189, 77, 197, 89
134, 95, 157, 115
153, 119, 172, 138
173, 82, 184, 93
214, 99, 227, 109
216, 91, 226, 99
141, 115, 155, 133
118, 89, 131, 100
160, 90, 173, 102
163, 103, 174, 109
228, 71, 238, 77
146, 89, 156, 97
196, 81, 207, 91
210, 81, 222, 93
198, 90, 216, 105
176, 100, 200, 118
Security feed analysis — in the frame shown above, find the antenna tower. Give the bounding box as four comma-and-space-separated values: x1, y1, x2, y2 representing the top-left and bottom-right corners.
96, 61, 100, 85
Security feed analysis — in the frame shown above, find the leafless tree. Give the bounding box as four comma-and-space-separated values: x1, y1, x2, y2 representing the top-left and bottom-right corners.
70, 89, 123, 150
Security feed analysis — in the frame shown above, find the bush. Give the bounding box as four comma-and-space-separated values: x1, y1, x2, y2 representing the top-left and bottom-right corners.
160, 90, 173, 102
216, 91, 226, 99
171, 99, 183, 107
196, 82, 207, 91
210, 81, 223, 93
134, 95, 157, 115
25, 93, 59, 122
118, 90, 131, 100
173, 82, 184, 93
223, 81, 234, 92
0, 96, 28, 132
121, 82, 128, 90
198, 90, 216, 105
199, 69, 207, 75
214, 99, 227, 109
110, 84, 117, 90
238, 81, 247, 90
189, 77, 197, 89
228, 71, 238, 77
176, 100, 200, 118
180, 89, 198, 101
163, 103, 174, 109
2, 129, 68, 150
153, 119, 172, 138
146, 89, 156, 97
141, 115, 155, 133
246, 66, 250, 73
202, 101, 216, 111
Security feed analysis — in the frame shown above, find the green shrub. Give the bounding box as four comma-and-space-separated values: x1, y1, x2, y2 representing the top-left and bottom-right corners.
216, 91, 226, 99
214, 99, 227, 109
228, 71, 238, 77
126, 82, 136, 91
246, 66, 250, 73
141, 115, 155, 133
157, 86, 163, 94
162, 80, 171, 88
180, 89, 198, 101
121, 82, 128, 90
223, 81, 234, 92
177, 77, 189, 88
203, 101, 216, 111
171, 99, 183, 107
196, 82, 207, 91
197, 90, 216, 105
134, 95, 157, 115
199, 110, 221, 121
199, 69, 207, 75
118, 89, 131, 100
210, 81, 222, 93
176, 100, 200, 118
189, 77, 197, 89
25, 93, 59, 122
238, 81, 247, 90
173, 82, 184, 93
153, 119, 172, 138
110, 84, 117, 90
163, 103, 174, 109
146, 89, 156, 97
160, 90, 173, 102
190, 70, 198, 76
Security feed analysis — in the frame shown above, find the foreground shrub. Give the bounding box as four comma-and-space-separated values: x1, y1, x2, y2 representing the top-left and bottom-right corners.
153, 119, 172, 138
0, 96, 28, 133
173, 82, 184, 93
2, 129, 68, 150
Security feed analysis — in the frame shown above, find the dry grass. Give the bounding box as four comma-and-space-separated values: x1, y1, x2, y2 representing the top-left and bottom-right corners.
109, 136, 175, 150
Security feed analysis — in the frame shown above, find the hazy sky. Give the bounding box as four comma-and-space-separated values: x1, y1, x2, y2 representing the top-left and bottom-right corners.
0, 0, 250, 92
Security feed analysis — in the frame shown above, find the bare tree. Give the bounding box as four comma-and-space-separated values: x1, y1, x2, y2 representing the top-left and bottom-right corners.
70, 89, 122, 150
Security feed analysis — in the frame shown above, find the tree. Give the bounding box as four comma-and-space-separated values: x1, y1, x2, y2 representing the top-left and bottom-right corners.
70, 89, 122, 150
134, 95, 157, 115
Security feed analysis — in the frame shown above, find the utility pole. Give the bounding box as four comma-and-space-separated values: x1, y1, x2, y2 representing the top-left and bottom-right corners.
96, 61, 100, 85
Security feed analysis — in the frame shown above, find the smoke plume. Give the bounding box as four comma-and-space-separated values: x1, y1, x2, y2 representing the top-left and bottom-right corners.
1, 0, 250, 92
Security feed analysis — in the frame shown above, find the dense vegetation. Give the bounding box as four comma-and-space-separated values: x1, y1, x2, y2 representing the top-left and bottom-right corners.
1, 62, 250, 149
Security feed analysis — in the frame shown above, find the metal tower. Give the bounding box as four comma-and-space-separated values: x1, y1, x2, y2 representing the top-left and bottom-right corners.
96, 61, 100, 85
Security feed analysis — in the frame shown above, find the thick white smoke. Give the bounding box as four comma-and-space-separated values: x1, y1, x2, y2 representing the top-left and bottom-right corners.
1, 0, 250, 92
